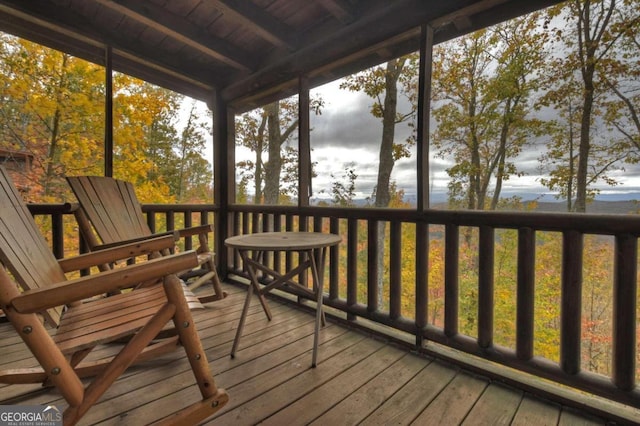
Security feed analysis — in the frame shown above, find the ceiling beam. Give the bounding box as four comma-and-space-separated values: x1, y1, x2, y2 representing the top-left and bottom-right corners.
314, 0, 356, 24
430, 0, 510, 29
212, 0, 296, 50
93, 0, 254, 72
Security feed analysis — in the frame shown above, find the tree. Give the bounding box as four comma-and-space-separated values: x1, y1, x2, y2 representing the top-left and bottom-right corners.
431, 15, 547, 210
235, 96, 323, 205
340, 55, 418, 208
540, 0, 640, 212
0, 35, 104, 200
328, 163, 358, 207
340, 54, 419, 306
0, 35, 213, 205
174, 102, 212, 201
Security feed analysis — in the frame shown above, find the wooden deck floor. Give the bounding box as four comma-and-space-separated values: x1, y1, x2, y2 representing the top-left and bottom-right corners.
0, 283, 614, 425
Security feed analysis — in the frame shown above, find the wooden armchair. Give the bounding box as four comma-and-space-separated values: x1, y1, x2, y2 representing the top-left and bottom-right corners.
0, 167, 228, 425
66, 175, 227, 304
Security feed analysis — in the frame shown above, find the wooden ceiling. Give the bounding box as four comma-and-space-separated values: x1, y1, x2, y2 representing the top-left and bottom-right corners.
0, 0, 564, 110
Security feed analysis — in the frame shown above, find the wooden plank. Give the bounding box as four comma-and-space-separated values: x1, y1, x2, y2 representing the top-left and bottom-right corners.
304, 352, 427, 425
75, 315, 320, 424
411, 371, 488, 425
211, 337, 387, 425
360, 360, 458, 425
260, 345, 411, 425
461, 382, 522, 425
511, 394, 561, 426
558, 407, 606, 426
82, 311, 347, 424
105, 326, 357, 425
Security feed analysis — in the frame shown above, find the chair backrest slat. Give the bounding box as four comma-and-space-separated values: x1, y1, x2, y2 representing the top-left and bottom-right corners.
0, 167, 64, 326
67, 176, 150, 244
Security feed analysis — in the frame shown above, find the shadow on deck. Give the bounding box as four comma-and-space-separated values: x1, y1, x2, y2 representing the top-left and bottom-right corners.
0, 283, 617, 425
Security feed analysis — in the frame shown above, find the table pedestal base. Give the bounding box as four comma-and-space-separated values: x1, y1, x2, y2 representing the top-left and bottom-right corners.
230, 246, 328, 367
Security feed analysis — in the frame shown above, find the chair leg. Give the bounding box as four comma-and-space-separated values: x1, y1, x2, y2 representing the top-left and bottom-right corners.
189, 257, 228, 303
163, 274, 227, 408
64, 303, 177, 425
151, 389, 229, 425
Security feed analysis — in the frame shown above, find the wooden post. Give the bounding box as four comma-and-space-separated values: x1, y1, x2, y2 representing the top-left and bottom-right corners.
104, 45, 113, 177
416, 24, 433, 212
299, 76, 311, 207
213, 92, 231, 277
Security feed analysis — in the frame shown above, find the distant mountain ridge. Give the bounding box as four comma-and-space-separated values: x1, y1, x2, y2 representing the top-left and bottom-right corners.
525, 200, 640, 214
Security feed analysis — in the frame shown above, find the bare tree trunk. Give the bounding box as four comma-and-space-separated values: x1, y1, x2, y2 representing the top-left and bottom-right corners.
264, 102, 282, 205
575, 67, 594, 213
374, 59, 403, 307
44, 54, 69, 196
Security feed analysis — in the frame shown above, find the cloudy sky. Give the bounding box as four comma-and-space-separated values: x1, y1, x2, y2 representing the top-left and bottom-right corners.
307, 79, 640, 203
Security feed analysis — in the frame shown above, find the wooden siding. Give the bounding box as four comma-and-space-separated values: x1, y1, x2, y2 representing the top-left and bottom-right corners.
0, 283, 611, 425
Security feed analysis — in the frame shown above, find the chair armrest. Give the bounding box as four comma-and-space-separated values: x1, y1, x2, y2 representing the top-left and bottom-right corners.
12, 251, 199, 313
177, 224, 213, 254
58, 235, 178, 273
90, 230, 179, 251
175, 224, 213, 239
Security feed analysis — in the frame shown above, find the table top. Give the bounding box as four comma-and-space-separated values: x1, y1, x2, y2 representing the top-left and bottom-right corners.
225, 231, 341, 251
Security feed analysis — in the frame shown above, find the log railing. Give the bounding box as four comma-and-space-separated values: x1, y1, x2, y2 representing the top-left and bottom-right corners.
26, 202, 640, 411
225, 204, 640, 410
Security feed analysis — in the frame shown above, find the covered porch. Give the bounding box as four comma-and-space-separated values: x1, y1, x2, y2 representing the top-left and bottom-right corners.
0, 282, 619, 425
0, 0, 639, 424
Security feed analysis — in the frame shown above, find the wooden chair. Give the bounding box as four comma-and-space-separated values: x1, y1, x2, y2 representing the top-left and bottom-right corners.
66, 175, 227, 304
0, 167, 228, 425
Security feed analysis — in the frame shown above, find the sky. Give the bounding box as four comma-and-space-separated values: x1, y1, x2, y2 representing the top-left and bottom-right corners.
191, 54, 640, 204
190, 76, 640, 205
306, 77, 640, 204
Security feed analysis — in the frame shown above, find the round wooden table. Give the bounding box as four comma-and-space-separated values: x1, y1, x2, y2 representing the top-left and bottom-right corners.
225, 231, 341, 367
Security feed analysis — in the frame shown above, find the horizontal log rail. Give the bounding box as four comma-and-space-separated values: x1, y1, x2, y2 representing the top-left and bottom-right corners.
25, 202, 640, 412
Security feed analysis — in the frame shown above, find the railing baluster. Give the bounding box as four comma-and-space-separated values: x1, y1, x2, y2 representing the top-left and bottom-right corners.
367, 220, 379, 312
51, 213, 64, 259
298, 215, 309, 287
272, 214, 282, 275
613, 233, 637, 391
242, 212, 249, 235
251, 211, 260, 234
166, 211, 175, 232
347, 218, 358, 321
313, 216, 323, 233
415, 222, 428, 345
329, 217, 340, 300
184, 210, 193, 251
286, 214, 294, 276
389, 221, 401, 320
233, 212, 241, 269
478, 225, 494, 349
444, 224, 459, 337
561, 230, 583, 375
147, 210, 156, 233
517, 227, 535, 361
